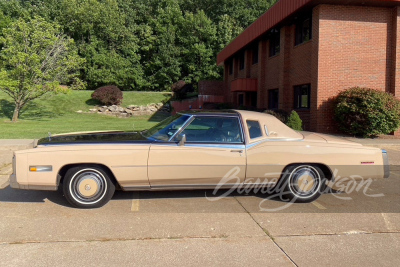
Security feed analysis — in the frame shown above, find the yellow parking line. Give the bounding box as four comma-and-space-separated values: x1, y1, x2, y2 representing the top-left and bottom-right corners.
131, 193, 140, 212
312, 201, 327, 210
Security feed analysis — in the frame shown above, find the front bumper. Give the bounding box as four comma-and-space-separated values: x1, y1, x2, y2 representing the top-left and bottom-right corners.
10, 173, 58, 191
10, 173, 58, 190
9, 174, 21, 189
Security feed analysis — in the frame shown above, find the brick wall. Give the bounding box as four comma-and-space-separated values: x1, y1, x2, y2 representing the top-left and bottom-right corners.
198, 81, 225, 96
258, 40, 268, 109
226, 61, 235, 103
264, 43, 281, 109
316, 4, 393, 133
394, 7, 400, 98
391, 7, 400, 135
222, 3, 399, 134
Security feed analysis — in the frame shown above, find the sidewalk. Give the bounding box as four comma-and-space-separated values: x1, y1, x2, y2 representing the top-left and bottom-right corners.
0, 139, 33, 166
0, 139, 34, 189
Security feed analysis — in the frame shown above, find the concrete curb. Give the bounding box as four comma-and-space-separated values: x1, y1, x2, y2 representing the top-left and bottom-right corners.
0, 175, 10, 189
0, 164, 12, 189
0, 164, 12, 175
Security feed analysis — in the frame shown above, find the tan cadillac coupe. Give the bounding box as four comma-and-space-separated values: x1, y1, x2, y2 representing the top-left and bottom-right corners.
10, 110, 389, 208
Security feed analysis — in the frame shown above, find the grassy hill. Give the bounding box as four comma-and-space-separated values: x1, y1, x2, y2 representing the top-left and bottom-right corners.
0, 90, 172, 139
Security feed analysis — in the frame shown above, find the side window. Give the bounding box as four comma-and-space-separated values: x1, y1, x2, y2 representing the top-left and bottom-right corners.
247, 120, 262, 139
176, 116, 243, 143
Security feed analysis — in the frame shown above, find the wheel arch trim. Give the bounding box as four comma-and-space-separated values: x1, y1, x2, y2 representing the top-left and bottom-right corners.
281, 163, 334, 182
57, 163, 120, 188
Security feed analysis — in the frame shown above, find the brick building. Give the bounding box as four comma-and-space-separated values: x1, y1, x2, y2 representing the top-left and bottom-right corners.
217, 0, 400, 133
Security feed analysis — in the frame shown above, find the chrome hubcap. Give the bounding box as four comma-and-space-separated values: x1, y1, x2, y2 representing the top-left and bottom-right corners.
289, 166, 320, 198
70, 169, 107, 204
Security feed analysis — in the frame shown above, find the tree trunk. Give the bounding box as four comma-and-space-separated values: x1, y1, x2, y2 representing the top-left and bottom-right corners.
12, 104, 20, 122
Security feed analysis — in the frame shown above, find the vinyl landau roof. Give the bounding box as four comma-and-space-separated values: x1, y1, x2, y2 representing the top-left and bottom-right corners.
179, 110, 239, 117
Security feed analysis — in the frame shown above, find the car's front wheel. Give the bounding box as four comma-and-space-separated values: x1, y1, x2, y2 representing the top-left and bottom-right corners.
63, 165, 115, 209
281, 165, 326, 203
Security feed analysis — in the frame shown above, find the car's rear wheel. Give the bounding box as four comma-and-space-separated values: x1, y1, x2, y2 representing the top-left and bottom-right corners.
281, 165, 326, 203
63, 165, 115, 209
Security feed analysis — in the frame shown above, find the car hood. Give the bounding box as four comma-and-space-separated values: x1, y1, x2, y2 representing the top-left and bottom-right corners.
301, 131, 362, 146
37, 131, 150, 145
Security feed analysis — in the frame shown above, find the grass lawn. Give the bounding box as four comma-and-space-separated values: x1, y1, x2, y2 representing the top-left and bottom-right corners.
0, 90, 173, 139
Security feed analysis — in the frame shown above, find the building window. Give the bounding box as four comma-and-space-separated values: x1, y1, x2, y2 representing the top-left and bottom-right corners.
238, 93, 244, 106
268, 89, 279, 109
269, 30, 280, 57
239, 51, 245, 70
252, 44, 259, 64
228, 59, 233, 75
294, 84, 311, 109
295, 16, 312, 46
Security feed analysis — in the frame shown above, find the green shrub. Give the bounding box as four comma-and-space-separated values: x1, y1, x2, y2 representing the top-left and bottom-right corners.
286, 111, 303, 131
264, 109, 289, 123
69, 78, 87, 90
91, 85, 123, 105
334, 87, 400, 137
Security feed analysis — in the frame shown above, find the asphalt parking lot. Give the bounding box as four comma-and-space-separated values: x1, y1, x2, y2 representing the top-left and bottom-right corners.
0, 145, 399, 267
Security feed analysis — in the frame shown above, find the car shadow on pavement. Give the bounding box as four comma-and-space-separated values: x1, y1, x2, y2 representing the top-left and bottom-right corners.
0, 185, 378, 211
0, 186, 286, 209
0, 186, 70, 206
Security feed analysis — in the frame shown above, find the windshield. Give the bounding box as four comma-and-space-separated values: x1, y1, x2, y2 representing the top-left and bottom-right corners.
142, 114, 191, 141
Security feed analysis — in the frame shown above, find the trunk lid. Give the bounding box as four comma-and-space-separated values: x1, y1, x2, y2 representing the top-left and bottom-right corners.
301, 131, 362, 146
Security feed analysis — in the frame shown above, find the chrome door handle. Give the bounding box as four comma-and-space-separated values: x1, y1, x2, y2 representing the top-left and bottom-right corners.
231, 150, 243, 153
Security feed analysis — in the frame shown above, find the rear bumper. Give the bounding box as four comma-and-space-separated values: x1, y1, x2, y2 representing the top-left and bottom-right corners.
382, 150, 390, 179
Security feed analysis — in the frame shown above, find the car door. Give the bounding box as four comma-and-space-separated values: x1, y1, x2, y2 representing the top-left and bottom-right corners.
148, 115, 246, 188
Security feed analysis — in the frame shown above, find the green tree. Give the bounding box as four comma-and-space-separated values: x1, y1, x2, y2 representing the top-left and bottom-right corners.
134, 0, 184, 91
0, 17, 84, 121
57, 0, 143, 90
0, 0, 279, 91
179, 11, 221, 84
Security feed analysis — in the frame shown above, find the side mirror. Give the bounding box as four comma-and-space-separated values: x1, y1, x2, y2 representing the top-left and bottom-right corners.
177, 134, 186, 146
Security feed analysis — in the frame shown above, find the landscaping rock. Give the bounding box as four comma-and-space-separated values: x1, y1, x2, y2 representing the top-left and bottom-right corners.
108, 105, 118, 112
87, 103, 170, 118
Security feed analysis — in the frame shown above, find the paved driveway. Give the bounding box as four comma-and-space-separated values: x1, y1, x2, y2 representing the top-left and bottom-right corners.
0, 170, 399, 266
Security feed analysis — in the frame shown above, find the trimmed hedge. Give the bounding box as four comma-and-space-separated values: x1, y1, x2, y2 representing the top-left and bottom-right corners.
334, 87, 400, 137
286, 110, 303, 131
91, 85, 123, 105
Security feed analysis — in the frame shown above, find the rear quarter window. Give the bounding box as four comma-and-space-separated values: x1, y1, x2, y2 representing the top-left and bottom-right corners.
247, 120, 263, 139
